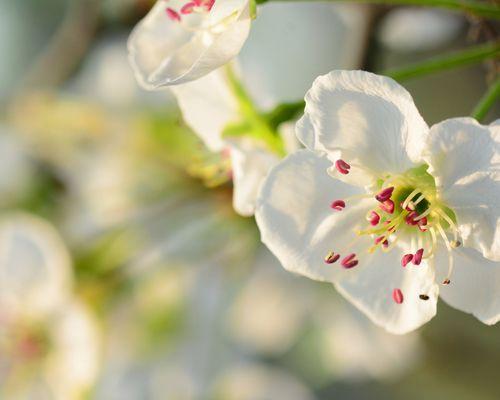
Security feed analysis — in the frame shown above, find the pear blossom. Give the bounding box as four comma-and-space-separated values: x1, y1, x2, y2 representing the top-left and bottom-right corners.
255, 70, 500, 334
172, 3, 369, 215
0, 213, 100, 399
127, 0, 252, 88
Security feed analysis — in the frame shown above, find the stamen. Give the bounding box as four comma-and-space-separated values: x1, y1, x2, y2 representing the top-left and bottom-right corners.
425, 227, 438, 258
375, 187, 394, 202
436, 209, 460, 242
367, 211, 380, 226
374, 236, 389, 248
324, 251, 340, 264
181, 2, 195, 13
419, 294, 430, 300
341, 253, 358, 269
414, 206, 433, 221
402, 188, 421, 210
405, 211, 419, 226
335, 159, 351, 175
166, 7, 181, 21
418, 217, 428, 232
450, 240, 461, 248
331, 200, 346, 211
436, 222, 455, 285
413, 193, 426, 206
392, 288, 404, 304
379, 199, 395, 214
406, 201, 416, 211
413, 248, 424, 265
401, 254, 413, 267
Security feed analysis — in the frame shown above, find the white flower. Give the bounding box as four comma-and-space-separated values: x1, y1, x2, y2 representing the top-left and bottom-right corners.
172, 3, 369, 215
255, 70, 500, 334
0, 213, 100, 399
128, 0, 252, 88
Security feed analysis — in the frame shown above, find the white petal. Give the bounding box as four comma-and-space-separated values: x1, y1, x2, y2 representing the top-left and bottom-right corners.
296, 70, 429, 187
238, 3, 369, 110
172, 68, 239, 151
255, 150, 371, 282
128, 0, 251, 88
423, 118, 500, 261
0, 213, 73, 315
434, 246, 500, 325
335, 252, 439, 334
229, 139, 279, 217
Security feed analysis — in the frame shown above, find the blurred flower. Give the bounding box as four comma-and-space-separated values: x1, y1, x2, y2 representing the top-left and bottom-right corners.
69, 34, 172, 110
313, 298, 421, 381
0, 125, 34, 207
227, 251, 311, 355
128, 0, 252, 88
173, 2, 369, 215
213, 363, 315, 400
256, 70, 500, 334
0, 213, 100, 399
378, 8, 464, 53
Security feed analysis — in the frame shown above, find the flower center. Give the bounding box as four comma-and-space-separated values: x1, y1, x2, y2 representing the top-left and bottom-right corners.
325, 162, 462, 304
165, 0, 215, 23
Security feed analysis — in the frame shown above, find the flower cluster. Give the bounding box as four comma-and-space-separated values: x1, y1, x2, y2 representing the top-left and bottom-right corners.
129, 1, 499, 334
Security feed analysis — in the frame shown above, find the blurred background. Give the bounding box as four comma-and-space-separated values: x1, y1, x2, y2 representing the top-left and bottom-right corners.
0, 0, 499, 399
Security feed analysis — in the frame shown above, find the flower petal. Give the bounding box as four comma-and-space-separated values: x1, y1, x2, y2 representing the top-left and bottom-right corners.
229, 139, 279, 217
422, 118, 500, 261
335, 252, 439, 334
0, 214, 73, 315
255, 150, 371, 282
128, 0, 251, 88
434, 246, 500, 325
172, 68, 238, 151
296, 70, 429, 187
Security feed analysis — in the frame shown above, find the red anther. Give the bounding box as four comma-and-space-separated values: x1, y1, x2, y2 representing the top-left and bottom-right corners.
203, 0, 215, 10
374, 236, 389, 248
324, 251, 340, 264
331, 200, 346, 211
417, 217, 428, 232
442, 279, 451, 285
413, 248, 424, 265
375, 187, 394, 202
166, 7, 181, 21
343, 260, 358, 269
341, 253, 358, 269
181, 2, 195, 13
368, 211, 380, 226
379, 199, 395, 214
335, 159, 351, 175
405, 211, 419, 226
392, 288, 404, 304
401, 254, 413, 267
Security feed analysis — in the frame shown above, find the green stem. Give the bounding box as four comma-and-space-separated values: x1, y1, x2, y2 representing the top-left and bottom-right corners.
471, 77, 500, 121
256, 0, 500, 19
224, 65, 286, 156
382, 42, 500, 81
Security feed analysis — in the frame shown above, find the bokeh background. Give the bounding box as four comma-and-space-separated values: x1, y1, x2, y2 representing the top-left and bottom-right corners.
0, 0, 499, 399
